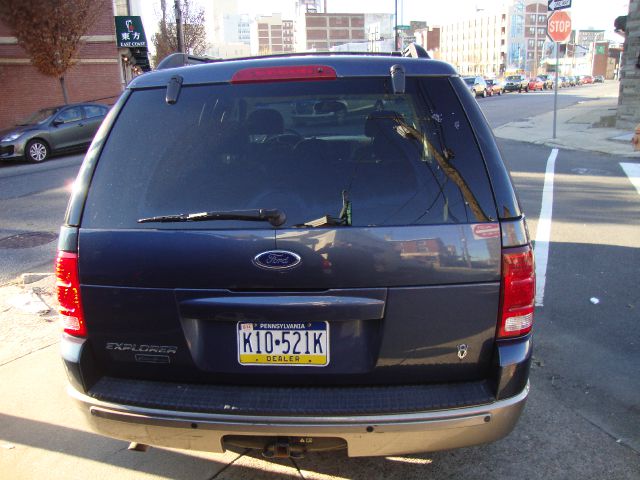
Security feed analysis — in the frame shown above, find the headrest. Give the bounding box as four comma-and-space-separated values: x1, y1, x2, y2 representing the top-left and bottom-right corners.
364, 110, 405, 138
247, 108, 284, 135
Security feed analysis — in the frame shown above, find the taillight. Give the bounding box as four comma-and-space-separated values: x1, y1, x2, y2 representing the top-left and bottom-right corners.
231, 65, 337, 84
55, 251, 86, 337
498, 245, 535, 338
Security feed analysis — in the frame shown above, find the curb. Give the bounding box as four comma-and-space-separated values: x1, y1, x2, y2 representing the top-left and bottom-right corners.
21, 273, 53, 285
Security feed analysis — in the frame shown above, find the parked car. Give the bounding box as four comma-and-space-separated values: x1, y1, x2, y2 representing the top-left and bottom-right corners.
0, 103, 109, 162
568, 76, 578, 86
526, 77, 545, 92
537, 74, 554, 90
463, 76, 489, 97
582, 75, 594, 84
504, 74, 528, 92
58, 49, 534, 459
485, 78, 504, 95
594, 75, 605, 83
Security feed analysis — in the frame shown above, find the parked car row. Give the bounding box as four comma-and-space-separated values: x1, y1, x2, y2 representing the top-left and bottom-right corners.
468, 73, 606, 98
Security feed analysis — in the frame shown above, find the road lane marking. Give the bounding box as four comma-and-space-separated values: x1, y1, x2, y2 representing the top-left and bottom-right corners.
620, 163, 640, 195
534, 148, 558, 307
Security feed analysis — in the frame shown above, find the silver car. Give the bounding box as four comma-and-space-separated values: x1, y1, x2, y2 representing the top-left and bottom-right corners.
0, 103, 108, 162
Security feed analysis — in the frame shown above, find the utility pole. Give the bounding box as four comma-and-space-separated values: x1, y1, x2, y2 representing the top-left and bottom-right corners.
533, 3, 540, 76
395, 0, 399, 51
174, 0, 184, 53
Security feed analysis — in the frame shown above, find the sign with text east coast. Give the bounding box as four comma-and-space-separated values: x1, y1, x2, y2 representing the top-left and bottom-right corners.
114, 16, 148, 48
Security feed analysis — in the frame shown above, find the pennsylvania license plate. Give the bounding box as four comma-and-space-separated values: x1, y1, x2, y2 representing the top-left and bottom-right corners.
237, 322, 329, 366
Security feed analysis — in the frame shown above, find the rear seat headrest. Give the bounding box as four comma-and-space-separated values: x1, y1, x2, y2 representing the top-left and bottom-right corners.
247, 108, 284, 135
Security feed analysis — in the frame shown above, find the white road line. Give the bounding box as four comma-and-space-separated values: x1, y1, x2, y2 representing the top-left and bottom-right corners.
620, 162, 640, 195
534, 148, 558, 307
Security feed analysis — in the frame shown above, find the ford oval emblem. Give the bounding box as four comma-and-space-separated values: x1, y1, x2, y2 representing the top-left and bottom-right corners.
253, 250, 301, 270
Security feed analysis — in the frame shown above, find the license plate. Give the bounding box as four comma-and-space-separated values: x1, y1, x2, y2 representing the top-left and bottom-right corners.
237, 322, 329, 366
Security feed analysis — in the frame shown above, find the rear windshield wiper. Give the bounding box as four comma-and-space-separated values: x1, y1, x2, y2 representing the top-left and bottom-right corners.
138, 208, 286, 227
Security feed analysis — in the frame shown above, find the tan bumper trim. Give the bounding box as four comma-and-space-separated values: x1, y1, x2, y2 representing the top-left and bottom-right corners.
70, 382, 529, 457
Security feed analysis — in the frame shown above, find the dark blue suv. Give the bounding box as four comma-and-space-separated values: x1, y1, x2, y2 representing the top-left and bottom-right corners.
57, 49, 534, 458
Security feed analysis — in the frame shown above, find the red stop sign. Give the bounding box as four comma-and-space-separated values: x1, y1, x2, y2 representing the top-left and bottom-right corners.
548, 11, 572, 42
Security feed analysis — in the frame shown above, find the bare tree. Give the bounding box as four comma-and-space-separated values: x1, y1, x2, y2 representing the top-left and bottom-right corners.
152, 0, 208, 66
0, 0, 104, 104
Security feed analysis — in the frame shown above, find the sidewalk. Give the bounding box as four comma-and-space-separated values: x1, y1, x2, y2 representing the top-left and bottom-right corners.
494, 86, 640, 157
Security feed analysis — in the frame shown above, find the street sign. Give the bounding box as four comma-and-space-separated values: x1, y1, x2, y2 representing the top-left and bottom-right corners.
547, 10, 572, 43
114, 16, 148, 48
548, 0, 572, 11
395, 25, 411, 31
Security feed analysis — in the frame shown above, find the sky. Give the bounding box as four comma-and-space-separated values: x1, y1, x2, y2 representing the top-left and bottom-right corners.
137, 0, 630, 52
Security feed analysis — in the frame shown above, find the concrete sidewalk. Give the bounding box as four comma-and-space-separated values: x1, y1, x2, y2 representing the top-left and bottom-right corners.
494, 85, 640, 157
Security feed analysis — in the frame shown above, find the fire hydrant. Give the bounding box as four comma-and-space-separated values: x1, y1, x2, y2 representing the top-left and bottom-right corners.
633, 124, 640, 151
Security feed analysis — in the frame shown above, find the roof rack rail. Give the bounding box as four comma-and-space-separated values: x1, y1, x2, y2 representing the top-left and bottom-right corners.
155, 45, 429, 71
402, 43, 430, 59
156, 53, 218, 70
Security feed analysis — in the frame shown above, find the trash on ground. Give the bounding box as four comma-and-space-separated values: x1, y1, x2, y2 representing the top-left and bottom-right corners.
590, 297, 600, 305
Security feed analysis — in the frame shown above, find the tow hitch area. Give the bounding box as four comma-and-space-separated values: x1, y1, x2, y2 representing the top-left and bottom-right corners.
263, 437, 307, 459
223, 435, 347, 458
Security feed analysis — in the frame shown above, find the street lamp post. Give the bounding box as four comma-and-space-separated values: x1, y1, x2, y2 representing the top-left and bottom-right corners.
174, 0, 184, 53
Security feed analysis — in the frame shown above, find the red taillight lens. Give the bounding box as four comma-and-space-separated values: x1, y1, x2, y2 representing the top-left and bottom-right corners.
498, 246, 535, 338
231, 65, 337, 84
55, 251, 86, 337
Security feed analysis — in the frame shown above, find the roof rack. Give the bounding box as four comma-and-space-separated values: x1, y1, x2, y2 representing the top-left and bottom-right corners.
155, 43, 430, 70
402, 43, 430, 59
156, 53, 219, 70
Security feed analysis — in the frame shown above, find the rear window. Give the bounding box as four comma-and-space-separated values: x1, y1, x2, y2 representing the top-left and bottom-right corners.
82, 77, 496, 229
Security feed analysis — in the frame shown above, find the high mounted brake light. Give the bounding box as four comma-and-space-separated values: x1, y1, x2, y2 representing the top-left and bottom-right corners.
497, 245, 535, 338
55, 251, 87, 337
231, 65, 337, 84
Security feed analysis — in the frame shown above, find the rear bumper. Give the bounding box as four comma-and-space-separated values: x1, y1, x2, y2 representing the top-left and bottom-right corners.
68, 382, 528, 457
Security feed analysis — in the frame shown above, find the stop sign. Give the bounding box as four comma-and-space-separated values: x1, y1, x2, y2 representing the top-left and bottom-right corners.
548, 10, 572, 42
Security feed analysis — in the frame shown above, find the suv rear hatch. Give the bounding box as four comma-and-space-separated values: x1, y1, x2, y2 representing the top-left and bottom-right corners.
75, 70, 501, 387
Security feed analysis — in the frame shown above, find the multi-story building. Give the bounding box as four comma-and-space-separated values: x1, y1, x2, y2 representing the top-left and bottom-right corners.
523, 1, 547, 75
252, 14, 295, 55
438, 1, 551, 77
206, 0, 251, 58
296, 13, 394, 52
439, 8, 507, 76
283, 20, 295, 52
296, 13, 367, 51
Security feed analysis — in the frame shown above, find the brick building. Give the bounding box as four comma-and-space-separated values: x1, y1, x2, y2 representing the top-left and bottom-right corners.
297, 13, 366, 51
253, 14, 295, 55
0, 1, 122, 131
617, 0, 640, 129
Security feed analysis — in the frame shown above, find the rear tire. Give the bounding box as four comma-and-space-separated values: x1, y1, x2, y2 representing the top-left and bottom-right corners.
25, 139, 50, 163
